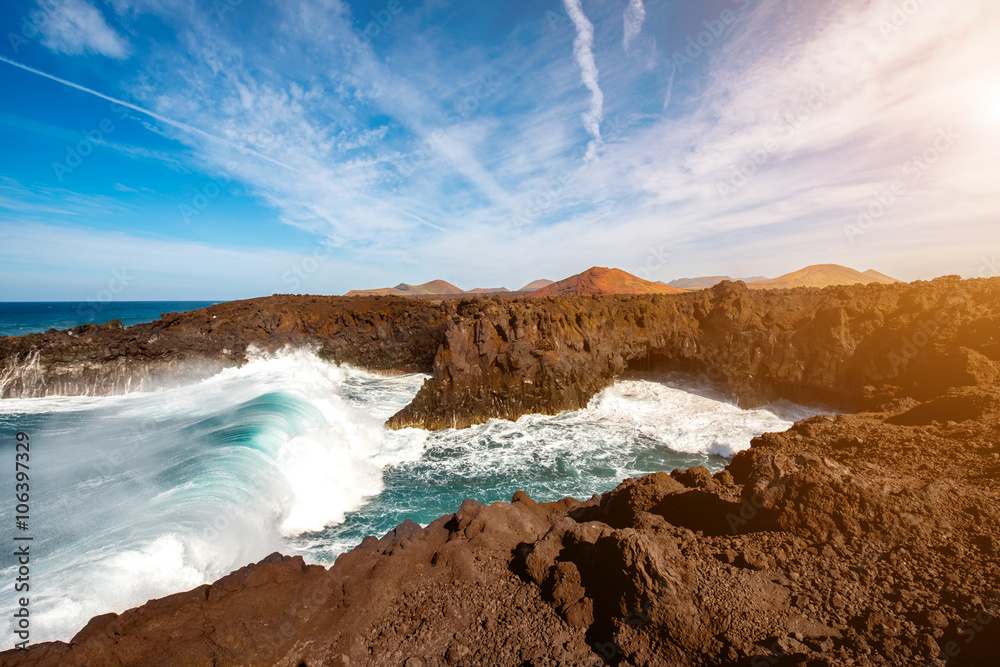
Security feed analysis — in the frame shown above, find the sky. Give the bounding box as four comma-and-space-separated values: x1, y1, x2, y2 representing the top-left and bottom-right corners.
0, 0, 998, 300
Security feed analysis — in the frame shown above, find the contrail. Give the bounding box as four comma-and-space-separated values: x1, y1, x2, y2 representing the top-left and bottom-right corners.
0, 55, 301, 173
563, 0, 604, 162
663, 62, 676, 110
389, 206, 449, 233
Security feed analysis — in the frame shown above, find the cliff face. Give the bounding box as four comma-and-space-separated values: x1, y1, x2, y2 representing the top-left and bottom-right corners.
4, 384, 999, 666
2, 278, 999, 665
388, 277, 1000, 429
0, 295, 453, 399
3, 278, 999, 434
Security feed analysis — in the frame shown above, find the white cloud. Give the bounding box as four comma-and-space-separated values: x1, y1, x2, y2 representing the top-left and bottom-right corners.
562, 0, 604, 162
623, 0, 646, 52
38, 0, 131, 59
579, 0, 1000, 282
14, 0, 998, 294
402, 0, 1000, 286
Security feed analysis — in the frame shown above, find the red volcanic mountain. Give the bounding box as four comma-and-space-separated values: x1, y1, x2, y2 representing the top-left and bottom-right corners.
530, 267, 687, 298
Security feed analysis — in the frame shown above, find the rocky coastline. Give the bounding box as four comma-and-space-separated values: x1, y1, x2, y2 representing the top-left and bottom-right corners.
3, 385, 999, 665
1, 277, 999, 665
4, 277, 999, 430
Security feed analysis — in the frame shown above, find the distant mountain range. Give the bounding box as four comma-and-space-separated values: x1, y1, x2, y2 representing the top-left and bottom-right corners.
666, 276, 768, 290
344, 280, 466, 297
343, 264, 901, 298
345, 278, 554, 297
746, 265, 900, 290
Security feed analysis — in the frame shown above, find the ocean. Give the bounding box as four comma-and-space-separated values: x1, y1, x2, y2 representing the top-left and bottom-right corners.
0, 302, 221, 337
0, 308, 819, 647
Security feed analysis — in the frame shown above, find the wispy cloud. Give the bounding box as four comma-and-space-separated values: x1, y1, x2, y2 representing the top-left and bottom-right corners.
0, 176, 126, 219
0, 55, 299, 173
586, 0, 1000, 281
0, 111, 188, 171
37, 0, 130, 59
562, 0, 604, 162
623, 0, 646, 52
5, 0, 998, 295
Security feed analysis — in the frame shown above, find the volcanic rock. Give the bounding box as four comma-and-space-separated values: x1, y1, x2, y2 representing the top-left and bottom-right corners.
5, 385, 999, 665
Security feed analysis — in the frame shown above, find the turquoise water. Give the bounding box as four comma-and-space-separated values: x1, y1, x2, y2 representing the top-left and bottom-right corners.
0, 301, 220, 337
0, 349, 815, 646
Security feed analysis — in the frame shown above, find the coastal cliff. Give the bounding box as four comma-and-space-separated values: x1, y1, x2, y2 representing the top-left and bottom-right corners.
0, 296, 452, 398
1, 277, 999, 665
387, 276, 1000, 429
3, 278, 999, 433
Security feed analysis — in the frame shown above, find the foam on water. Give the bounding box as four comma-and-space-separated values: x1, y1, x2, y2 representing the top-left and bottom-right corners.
0, 349, 427, 644
0, 349, 817, 646
290, 371, 813, 561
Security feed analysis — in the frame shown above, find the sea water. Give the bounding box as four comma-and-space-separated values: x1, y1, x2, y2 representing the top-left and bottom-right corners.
0, 302, 220, 337
0, 348, 817, 646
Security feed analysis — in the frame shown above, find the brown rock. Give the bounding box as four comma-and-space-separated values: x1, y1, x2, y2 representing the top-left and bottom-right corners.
4, 279, 1000, 666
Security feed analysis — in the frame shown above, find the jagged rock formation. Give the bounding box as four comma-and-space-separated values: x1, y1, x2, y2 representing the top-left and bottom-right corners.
4, 382, 999, 666
2, 277, 999, 666
4, 278, 1000, 436
388, 276, 1000, 429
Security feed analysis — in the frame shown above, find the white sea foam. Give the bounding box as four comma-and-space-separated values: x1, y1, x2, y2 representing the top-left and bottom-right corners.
0, 351, 818, 647
0, 348, 426, 645
583, 375, 813, 457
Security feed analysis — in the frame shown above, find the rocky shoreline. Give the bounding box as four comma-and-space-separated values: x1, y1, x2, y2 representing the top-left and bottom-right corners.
1, 277, 999, 665
2, 385, 999, 665
4, 277, 999, 431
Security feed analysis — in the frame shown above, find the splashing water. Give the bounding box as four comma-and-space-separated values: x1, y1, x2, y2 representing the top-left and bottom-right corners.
0, 349, 816, 645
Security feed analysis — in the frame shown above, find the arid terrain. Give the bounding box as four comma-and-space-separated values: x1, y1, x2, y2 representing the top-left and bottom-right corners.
1, 276, 999, 666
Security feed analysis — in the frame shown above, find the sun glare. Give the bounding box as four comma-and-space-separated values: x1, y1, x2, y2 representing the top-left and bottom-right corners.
991, 94, 1000, 121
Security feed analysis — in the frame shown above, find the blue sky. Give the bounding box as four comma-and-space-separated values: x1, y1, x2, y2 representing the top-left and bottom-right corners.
0, 0, 998, 300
